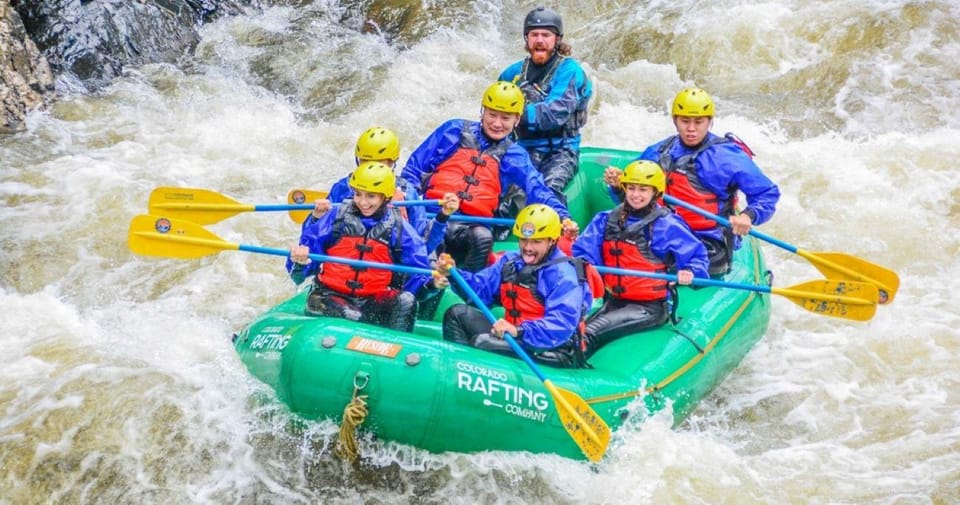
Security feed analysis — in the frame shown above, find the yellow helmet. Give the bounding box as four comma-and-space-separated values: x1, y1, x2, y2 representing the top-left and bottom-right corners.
348, 161, 396, 198
482, 81, 525, 115
513, 204, 561, 240
672, 87, 715, 117
355, 127, 400, 162
620, 160, 666, 193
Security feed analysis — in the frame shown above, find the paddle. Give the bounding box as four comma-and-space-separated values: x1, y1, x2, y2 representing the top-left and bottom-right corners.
447, 268, 611, 462
148, 187, 438, 225
127, 214, 437, 277
424, 214, 515, 227
288, 187, 517, 227
661, 194, 900, 305
593, 266, 878, 322
287, 188, 329, 223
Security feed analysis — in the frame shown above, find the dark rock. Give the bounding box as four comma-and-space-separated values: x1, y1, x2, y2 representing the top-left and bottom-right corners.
14, 0, 255, 92
1, 1, 55, 132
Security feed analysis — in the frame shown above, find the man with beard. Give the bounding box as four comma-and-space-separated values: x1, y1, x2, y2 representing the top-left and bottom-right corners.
496, 6, 593, 224
574, 161, 709, 357
442, 204, 593, 368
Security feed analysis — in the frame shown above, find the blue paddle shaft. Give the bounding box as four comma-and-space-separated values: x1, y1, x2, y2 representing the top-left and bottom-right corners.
662, 194, 797, 254
593, 265, 772, 294
237, 244, 435, 276
255, 200, 434, 212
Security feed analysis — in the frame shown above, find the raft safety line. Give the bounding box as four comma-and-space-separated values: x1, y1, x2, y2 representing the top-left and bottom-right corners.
334, 372, 370, 463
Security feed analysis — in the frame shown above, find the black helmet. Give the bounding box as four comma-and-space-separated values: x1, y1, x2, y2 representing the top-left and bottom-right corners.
523, 6, 563, 37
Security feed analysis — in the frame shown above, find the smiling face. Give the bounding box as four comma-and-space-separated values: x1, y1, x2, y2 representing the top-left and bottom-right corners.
481, 107, 521, 141
517, 238, 555, 265
352, 189, 387, 217
525, 28, 558, 65
623, 183, 658, 210
673, 115, 712, 147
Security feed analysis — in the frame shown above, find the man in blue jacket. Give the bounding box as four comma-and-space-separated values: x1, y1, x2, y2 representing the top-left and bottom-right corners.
401, 81, 577, 273
497, 6, 592, 218
606, 87, 780, 275
443, 204, 592, 368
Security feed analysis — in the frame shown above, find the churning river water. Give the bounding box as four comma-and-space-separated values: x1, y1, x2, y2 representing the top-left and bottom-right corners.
2, 0, 958, 503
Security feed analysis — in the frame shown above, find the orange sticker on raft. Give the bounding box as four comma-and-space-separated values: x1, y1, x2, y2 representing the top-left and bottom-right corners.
346, 337, 402, 358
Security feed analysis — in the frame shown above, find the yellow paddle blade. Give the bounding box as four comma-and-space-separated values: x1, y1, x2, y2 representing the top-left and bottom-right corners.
128, 214, 237, 259
544, 380, 611, 462
148, 187, 253, 225
287, 188, 329, 224
773, 279, 878, 321
799, 250, 900, 305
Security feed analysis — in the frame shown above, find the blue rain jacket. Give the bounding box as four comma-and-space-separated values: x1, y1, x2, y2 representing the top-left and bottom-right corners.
455, 247, 592, 351
326, 176, 446, 254
572, 205, 711, 280
499, 55, 592, 152
286, 204, 435, 296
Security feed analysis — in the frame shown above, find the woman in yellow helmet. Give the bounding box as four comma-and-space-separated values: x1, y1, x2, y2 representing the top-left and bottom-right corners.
441, 204, 593, 368
575, 161, 708, 357
288, 162, 451, 331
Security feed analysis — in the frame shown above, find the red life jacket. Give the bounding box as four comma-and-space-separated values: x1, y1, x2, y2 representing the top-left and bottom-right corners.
600, 206, 670, 302
658, 133, 748, 231
317, 204, 402, 297
424, 121, 505, 217
498, 255, 597, 326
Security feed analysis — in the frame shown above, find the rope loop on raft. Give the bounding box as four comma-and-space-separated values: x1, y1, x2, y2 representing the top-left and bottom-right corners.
334, 372, 370, 463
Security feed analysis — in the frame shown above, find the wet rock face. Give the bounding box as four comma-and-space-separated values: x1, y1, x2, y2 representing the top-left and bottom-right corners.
1, 2, 55, 133
12, 0, 251, 92
0, 0, 250, 132
15, 0, 200, 91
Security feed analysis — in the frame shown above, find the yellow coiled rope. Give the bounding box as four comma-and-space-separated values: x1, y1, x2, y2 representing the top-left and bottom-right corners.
334, 388, 369, 463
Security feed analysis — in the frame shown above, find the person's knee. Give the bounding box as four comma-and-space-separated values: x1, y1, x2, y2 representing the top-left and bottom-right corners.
442, 304, 473, 344
396, 291, 416, 311
461, 226, 493, 271
468, 225, 493, 246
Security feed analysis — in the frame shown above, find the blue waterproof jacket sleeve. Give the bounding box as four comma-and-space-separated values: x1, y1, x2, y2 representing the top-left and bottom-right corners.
650, 213, 710, 278
394, 218, 436, 295
571, 210, 610, 266
286, 210, 337, 284
328, 176, 353, 203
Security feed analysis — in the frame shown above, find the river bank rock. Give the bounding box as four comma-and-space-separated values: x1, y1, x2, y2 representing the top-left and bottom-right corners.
2, 0, 252, 133
1, 2, 55, 133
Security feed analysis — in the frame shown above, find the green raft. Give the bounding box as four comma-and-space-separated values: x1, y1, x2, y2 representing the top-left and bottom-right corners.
232, 146, 771, 460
